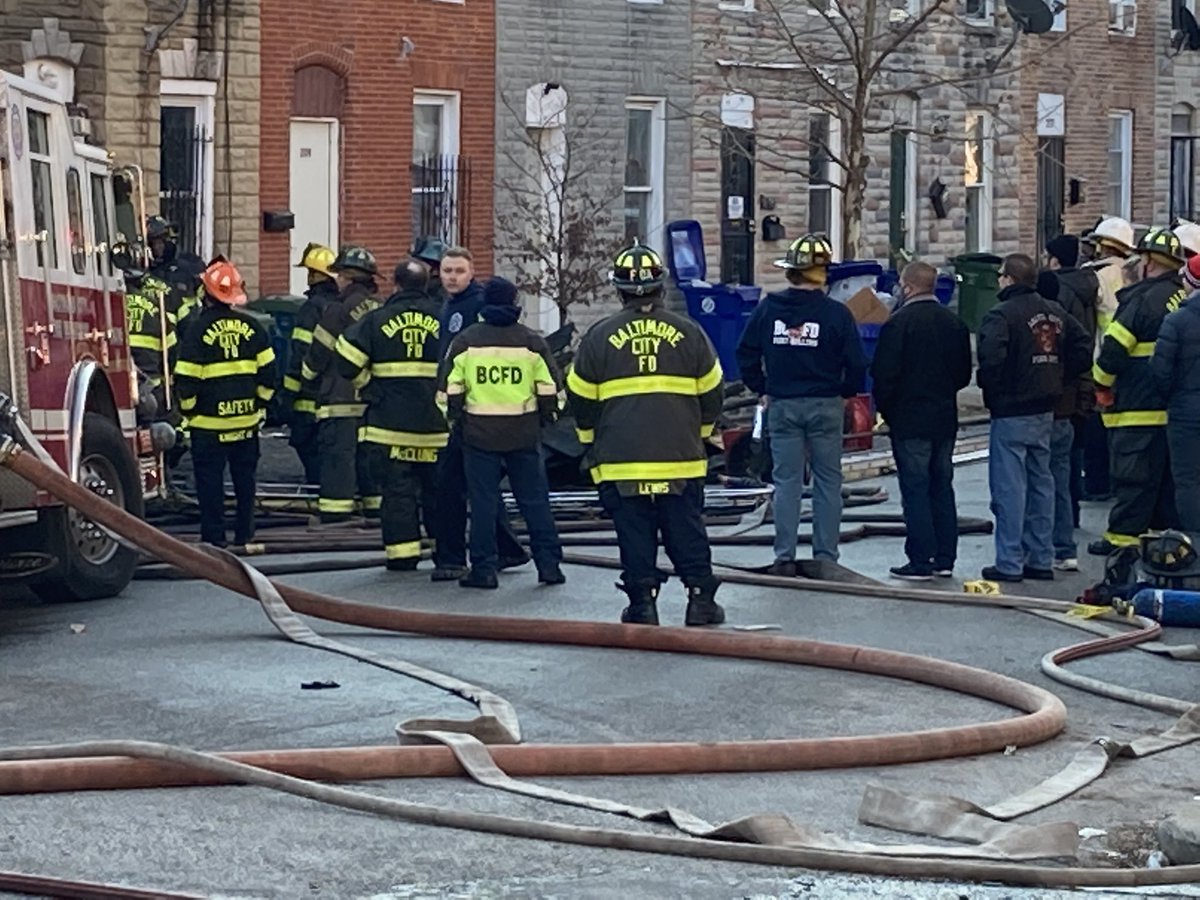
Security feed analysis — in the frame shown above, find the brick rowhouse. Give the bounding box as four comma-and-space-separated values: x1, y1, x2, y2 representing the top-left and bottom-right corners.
258, 0, 495, 296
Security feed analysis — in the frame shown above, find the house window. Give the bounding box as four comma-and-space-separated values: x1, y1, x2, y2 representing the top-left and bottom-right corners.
807, 114, 839, 246
1107, 110, 1133, 219
719, 0, 755, 9
159, 79, 216, 259
964, 110, 993, 252
412, 90, 465, 245
1108, 0, 1136, 34
964, 0, 992, 22
65, 169, 87, 275
1171, 108, 1195, 223
27, 109, 59, 270
624, 98, 666, 251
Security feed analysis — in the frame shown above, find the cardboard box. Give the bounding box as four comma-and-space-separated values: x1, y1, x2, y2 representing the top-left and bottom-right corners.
844, 287, 889, 325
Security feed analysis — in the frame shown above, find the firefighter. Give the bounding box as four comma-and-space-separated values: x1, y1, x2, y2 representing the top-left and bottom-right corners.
114, 244, 175, 424
281, 243, 339, 485
301, 246, 382, 523
1089, 227, 1188, 556
412, 236, 449, 302
567, 242, 726, 626
440, 277, 565, 589
335, 259, 448, 570
173, 258, 276, 547
146, 215, 177, 278
1083, 217, 1137, 336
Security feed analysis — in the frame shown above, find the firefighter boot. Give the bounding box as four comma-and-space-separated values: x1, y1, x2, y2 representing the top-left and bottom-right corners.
684, 575, 726, 627
617, 579, 660, 626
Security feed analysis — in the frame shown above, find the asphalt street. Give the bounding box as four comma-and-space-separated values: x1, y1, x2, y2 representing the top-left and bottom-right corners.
2, 443, 1199, 899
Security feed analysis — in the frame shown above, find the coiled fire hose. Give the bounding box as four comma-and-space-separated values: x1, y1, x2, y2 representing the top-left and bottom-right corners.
3, 434, 1200, 894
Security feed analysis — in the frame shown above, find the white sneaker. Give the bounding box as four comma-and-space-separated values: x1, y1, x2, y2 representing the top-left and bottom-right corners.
933, 569, 954, 578
1053, 557, 1079, 572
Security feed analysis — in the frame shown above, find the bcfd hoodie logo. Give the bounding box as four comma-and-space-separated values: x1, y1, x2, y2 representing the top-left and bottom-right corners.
772, 319, 820, 348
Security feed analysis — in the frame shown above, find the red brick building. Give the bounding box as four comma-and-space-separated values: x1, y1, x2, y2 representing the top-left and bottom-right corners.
258, 0, 495, 297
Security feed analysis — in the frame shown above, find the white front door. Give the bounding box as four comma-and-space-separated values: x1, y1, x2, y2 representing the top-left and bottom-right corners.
289, 118, 339, 297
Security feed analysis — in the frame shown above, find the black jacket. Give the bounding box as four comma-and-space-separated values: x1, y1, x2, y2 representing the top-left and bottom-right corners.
735, 287, 867, 398
568, 303, 724, 494
439, 281, 485, 358
301, 277, 381, 418
174, 301, 277, 437
1151, 292, 1200, 425
1094, 271, 1188, 429
282, 278, 339, 414
870, 296, 972, 440
335, 288, 449, 457
977, 285, 1092, 419
1053, 267, 1100, 341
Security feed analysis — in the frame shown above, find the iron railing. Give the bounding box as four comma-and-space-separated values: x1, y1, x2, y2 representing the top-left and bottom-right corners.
159, 110, 208, 257
411, 154, 471, 248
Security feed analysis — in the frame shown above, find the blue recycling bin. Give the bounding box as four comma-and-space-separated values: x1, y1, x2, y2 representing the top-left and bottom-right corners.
827, 260, 884, 303
664, 220, 761, 381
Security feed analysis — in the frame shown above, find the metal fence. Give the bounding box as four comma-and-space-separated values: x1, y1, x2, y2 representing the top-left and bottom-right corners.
159, 110, 208, 257
411, 154, 471, 248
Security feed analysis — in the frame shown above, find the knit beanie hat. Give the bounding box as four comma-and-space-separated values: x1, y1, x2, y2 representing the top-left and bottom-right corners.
483, 276, 519, 307
1036, 270, 1060, 303
1045, 234, 1079, 269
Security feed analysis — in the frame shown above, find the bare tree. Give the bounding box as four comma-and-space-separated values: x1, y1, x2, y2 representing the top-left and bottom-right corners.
494, 88, 625, 327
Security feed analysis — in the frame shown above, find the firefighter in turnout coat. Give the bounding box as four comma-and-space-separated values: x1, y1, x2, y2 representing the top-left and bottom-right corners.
336, 260, 449, 570
567, 242, 726, 627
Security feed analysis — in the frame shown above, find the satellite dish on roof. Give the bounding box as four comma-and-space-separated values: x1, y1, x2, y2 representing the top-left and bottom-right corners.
1006, 0, 1055, 34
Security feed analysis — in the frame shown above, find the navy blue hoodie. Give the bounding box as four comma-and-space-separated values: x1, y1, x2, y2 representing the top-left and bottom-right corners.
438, 280, 486, 358
735, 287, 867, 398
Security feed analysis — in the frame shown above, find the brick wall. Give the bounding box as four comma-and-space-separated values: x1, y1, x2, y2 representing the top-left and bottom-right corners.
258, 0, 496, 297
494, 0, 694, 333
1156, 2, 1200, 225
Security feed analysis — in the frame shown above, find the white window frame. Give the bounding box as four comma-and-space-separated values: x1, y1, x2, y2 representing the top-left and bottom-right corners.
719, 0, 756, 10
1108, 0, 1136, 34
412, 89, 462, 244
963, 0, 993, 25
806, 112, 843, 261
1052, 0, 1066, 30
1171, 105, 1195, 223
964, 109, 994, 253
1107, 110, 1133, 220
623, 97, 666, 253
159, 78, 216, 260
24, 100, 64, 274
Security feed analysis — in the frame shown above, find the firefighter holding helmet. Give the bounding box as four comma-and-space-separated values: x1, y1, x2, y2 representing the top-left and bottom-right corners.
566, 241, 726, 626
173, 258, 277, 548
1090, 228, 1189, 556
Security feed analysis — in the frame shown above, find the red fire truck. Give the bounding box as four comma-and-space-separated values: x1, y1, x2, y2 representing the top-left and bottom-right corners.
1, 62, 166, 601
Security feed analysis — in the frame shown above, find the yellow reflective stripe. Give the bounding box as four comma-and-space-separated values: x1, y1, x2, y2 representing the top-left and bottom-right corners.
697, 361, 723, 394
1106, 321, 1138, 352
359, 425, 449, 448
352, 369, 372, 390
1102, 531, 1142, 547
318, 498, 356, 513
174, 358, 261, 379
1102, 410, 1167, 427
591, 460, 708, 481
1093, 365, 1116, 387
535, 382, 558, 396
257, 347, 275, 368
445, 383, 465, 396
292, 327, 314, 345
371, 362, 439, 378
313, 326, 336, 349
316, 403, 366, 419
1097, 311, 1114, 333
336, 335, 369, 369
301, 361, 319, 381
596, 375, 708, 401
465, 398, 539, 415
361, 496, 383, 511
129, 334, 162, 351
700, 422, 715, 438
165, 331, 178, 350
1130, 342, 1156, 358
178, 396, 197, 411
282, 375, 302, 393
257, 385, 274, 401
576, 427, 595, 444
293, 399, 317, 413
386, 541, 422, 560
567, 368, 599, 400
186, 410, 264, 430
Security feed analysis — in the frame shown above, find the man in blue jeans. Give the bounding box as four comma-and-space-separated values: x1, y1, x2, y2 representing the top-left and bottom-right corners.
977, 254, 1092, 583
736, 234, 867, 572
871, 262, 973, 580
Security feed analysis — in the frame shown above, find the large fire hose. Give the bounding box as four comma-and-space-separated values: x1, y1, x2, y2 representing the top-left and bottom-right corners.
4, 434, 1200, 893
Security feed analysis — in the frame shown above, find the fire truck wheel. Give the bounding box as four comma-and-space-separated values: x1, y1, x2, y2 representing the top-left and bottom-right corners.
34, 412, 145, 602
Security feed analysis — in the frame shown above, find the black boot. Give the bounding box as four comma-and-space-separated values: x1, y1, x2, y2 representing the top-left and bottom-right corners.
684, 576, 726, 627
617, 579, 660, 625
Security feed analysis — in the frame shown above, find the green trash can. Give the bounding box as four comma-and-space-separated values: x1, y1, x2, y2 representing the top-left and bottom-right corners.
951, 253, 1003, 333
